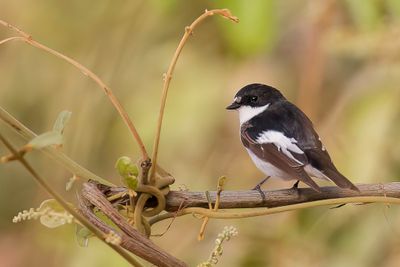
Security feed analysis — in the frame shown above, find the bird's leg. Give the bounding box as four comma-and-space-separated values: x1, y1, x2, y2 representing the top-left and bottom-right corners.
252, 176, 270, 190
291, 180, 300, 190
252, 176, 270, 201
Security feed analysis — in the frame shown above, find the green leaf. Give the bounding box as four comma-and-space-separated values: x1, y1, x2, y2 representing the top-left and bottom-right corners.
28, 131, 63, 149
123, 176, 138, 190
75, 225, 93, 247
115, 156, 139, 190
115, 156, 139, 178
53, 110, 72, 134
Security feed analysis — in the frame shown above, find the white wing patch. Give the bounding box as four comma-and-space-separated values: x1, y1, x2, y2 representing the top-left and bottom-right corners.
238, 104, 270, 126
256, 130, 304, 163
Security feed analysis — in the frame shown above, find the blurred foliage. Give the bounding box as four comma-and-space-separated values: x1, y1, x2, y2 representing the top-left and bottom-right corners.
216, 0, 277, 57
1, 0, 400, 266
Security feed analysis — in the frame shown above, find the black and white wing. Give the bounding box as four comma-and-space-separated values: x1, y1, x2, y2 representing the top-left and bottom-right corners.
257, 100, 357, 191
284, 102, 358, 191
241, 120, 321, 192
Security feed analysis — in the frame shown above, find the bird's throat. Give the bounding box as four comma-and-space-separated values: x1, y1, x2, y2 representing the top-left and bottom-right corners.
238, 104, 270, 125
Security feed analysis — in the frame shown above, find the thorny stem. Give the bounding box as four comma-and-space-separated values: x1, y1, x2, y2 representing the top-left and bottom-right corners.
149, 9, 239, 184
0, 133, 144, 267
0, 19, 149, 161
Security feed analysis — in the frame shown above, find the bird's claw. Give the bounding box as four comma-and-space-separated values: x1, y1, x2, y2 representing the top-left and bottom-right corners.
290, 180, 301, 196
253, 184, 266, 202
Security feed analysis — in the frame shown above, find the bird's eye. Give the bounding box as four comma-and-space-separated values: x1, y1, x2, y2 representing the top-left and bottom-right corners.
250, 96, 258, 102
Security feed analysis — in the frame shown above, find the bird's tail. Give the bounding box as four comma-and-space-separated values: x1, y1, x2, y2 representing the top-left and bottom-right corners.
324, 168, 359, 192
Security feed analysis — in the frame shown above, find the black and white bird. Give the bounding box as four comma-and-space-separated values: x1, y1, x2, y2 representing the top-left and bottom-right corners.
226, 83, 358, 192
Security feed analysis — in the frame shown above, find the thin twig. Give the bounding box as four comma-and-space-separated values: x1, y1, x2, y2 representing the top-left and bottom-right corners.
148, 199, 189, 226
0, 36, 24, 45
149, 9, 239, 184
198, 193, 212, 240
0, 19, 148, 160
198, 176, 226, 240
0, 133, 144, 267
151, 199, 186, 237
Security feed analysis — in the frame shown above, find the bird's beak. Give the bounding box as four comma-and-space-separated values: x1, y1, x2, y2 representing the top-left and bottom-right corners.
226, 101, 241, 110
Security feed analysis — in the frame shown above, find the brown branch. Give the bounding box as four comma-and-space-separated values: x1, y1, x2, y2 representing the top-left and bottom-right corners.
164, 183, 399, 211
81, 181, 400, 264
80, 182, 187, 267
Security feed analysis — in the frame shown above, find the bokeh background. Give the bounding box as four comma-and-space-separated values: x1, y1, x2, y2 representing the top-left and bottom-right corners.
1, 0, 400, 266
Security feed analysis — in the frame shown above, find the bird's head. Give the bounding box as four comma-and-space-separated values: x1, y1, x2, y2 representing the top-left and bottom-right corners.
226, 83, 286, 125
226, 83, 285, 110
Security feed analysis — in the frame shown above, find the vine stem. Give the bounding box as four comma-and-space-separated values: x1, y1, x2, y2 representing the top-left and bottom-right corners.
174, 196, 399, 219
149, 9, 239, 184
0, 133, 144, 267
149, 195, 400, 225
198, 176, 226, 240
0, 19, 149, 160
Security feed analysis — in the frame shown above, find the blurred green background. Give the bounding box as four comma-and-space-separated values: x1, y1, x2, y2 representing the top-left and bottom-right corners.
1, 0, 400, 266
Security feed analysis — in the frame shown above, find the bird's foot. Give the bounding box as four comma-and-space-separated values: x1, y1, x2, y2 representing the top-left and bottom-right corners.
252, 176, 270, 190
253, 184, 266, 201
252, 176, 270, 202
